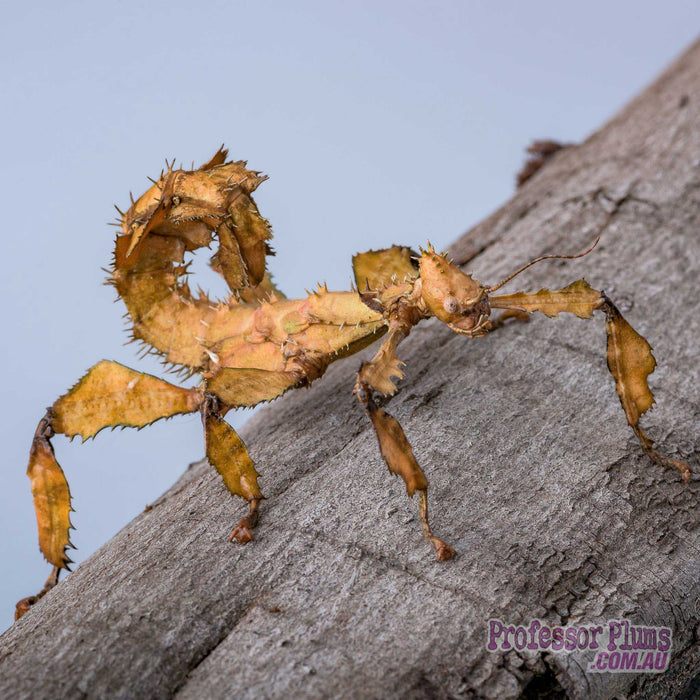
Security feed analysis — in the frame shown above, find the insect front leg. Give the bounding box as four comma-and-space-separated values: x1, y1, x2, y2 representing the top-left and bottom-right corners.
489, 280, 692, 481
354, 325, 456, 561
600, 295, 691, 481
484, 308, 530, 332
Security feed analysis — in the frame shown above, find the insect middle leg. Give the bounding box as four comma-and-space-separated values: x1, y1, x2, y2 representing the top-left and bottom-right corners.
354, 378, 455, 560
353, 319, 456, 560
485, 308, 530, 332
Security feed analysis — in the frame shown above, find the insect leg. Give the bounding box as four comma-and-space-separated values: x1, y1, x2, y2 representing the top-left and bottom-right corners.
484, 309, 530, 333
201, 366, 312, 544
15, 565, 60, 621
17, 360, 203, 619
601, 295, 692, 481
490, 281, 692, 481
15, 409, 70, 620
354, 326, 456, 561
201, 394, 264, 544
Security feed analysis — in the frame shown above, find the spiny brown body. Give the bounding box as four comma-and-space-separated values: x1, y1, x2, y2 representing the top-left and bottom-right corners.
15, 147, 692, 621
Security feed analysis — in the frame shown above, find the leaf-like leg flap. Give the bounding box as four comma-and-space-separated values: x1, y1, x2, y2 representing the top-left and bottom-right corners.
491, 283, 691, 480
27, 414, 73, 569
354, 380, 455, 561
602, 295, 692, 482
238, 272, 287, 304
357, 383, 428, 496
199, 145, 229, 171
15, 413, 72, 620
356, 323, 410, 397
201, 396, 264, 543
205, 367, 302, 408
489, 279, 604, 318
52, 360, 203, 440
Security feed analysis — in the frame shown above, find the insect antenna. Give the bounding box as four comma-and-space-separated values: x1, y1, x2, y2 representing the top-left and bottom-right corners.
486, 236, 600, 293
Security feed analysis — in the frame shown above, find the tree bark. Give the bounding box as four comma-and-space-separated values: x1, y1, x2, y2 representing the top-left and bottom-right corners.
2, 38, 700, 700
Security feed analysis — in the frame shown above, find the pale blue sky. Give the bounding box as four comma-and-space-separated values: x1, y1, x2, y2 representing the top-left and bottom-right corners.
1, 1, 698, 626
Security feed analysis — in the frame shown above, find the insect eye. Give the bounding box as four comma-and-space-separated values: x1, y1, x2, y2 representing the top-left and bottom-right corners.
443, 296, 459, 314
171, 195, 181, 206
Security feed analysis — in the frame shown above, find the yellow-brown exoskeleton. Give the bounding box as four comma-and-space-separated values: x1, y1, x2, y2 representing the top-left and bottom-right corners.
16, 147, 692, 620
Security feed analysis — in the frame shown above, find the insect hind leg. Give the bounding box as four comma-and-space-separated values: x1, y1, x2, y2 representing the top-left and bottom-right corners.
15, 566, 61, 621
229, 498, 262, 544
201, 394, 265, 544
16, 360, 204, 620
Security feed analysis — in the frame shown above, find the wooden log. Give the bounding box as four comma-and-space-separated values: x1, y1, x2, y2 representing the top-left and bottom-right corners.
1, 38, 700, 700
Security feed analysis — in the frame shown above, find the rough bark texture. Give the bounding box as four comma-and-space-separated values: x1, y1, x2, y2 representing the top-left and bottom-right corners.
2, 40, 700, 700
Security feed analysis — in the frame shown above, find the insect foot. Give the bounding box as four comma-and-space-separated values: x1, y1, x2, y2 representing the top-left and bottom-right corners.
15, 567, 60, 621
419, 491, 456, 561
229, 498, 262, 544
